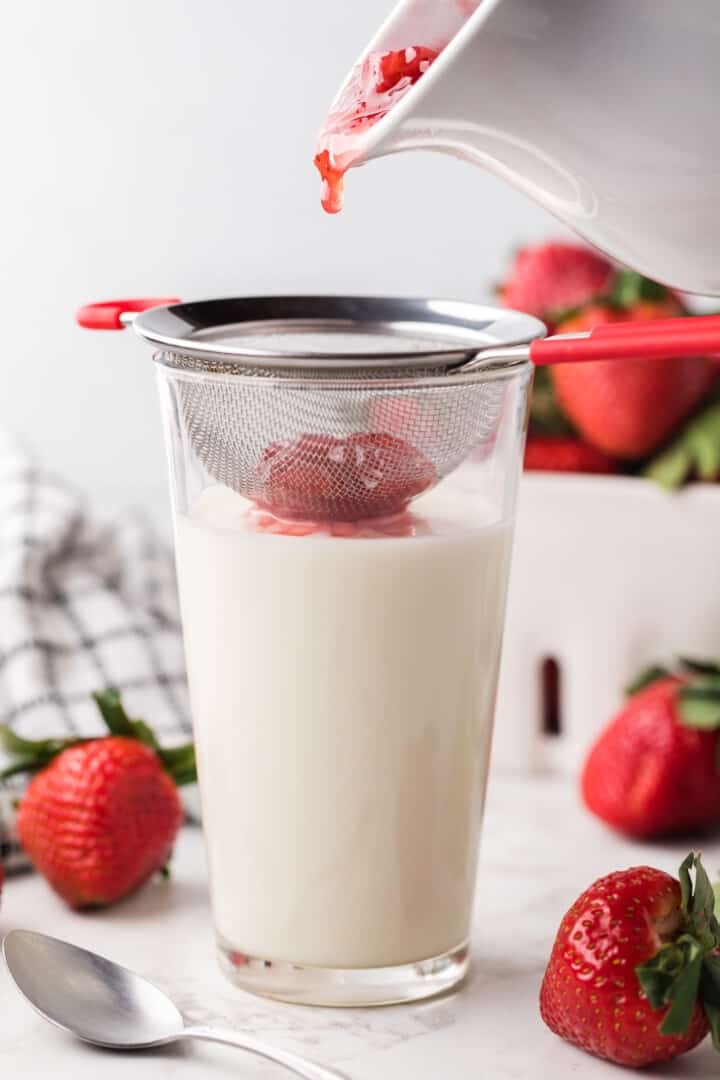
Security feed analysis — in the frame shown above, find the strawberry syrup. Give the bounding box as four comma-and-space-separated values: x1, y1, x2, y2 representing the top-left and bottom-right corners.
314, 46, 441, 214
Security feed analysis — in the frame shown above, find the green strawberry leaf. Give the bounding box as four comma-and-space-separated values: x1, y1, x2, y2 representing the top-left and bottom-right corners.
700, 957, 720, 1050
625, 665, 671, 697
158, 743, 197, 787
643, 443, 694, 490
702, 953, 720, 1001
157, 743, 195, 767
678, 685, 720, 731
127, 718, 161, 753
661, 946, 704, 1035
685, 855, 720, 949
0, 726, 77, 758
0, 690, 197, 788
703, 1000, 720, 1052
93, 689, 135, 737
638, 855, 720, 1041
610, 269, 670, 309
0, 726, 83, 779
679, 658, 720, 679
644, 402, 720, 491
679, 852, 695, 913
638, 942, 688, 1010
0, 755, 54, 781
93, 689, 196, 785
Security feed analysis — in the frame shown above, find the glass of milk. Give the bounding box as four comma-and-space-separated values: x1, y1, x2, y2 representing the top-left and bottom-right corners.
147, 296, 537, 1005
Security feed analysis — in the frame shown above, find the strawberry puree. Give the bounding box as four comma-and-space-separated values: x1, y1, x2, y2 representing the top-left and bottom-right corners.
253, 430, 436, 522
247, 504, 422, 539
314, 46, 440, 214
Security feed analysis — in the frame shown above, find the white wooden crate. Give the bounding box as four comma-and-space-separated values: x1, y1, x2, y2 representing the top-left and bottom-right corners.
494, 475, 720, 775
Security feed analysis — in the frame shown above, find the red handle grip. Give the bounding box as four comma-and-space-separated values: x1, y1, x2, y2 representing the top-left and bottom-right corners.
76, 297, 181, 330
531, 316, 720, 366
591, 314, 720, 339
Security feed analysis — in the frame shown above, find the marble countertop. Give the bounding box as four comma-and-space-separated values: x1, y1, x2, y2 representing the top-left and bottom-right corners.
1, 773, 718, 1079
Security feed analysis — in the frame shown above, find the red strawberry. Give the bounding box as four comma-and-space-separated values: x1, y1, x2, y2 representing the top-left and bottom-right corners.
524, 436, 616, 474
551, 286, 715, 459
498, 242, 614, 328
18, 738, 181, 908
540, 853, 719, 1068
255, 431, 436, 522
582, 662, 720, 839
2, 690, 195, 908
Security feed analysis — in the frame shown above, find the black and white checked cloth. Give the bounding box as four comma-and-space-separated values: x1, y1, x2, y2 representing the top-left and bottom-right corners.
0, 430, 191, 867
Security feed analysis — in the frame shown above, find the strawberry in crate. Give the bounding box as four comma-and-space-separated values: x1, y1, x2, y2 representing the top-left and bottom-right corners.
498, 242, 720, 480
0, 690, 196, 908
582, 659, 720, 838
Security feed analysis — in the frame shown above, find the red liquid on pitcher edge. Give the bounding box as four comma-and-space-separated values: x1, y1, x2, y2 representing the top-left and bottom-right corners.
314, 46, 441, 215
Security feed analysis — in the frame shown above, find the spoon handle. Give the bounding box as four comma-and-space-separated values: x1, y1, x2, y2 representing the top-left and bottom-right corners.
183, 1025, 350, 1080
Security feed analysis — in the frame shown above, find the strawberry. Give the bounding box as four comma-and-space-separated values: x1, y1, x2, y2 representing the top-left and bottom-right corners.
524, 436, 616, 474
550, 273, 715, 458
582, 660, 720, 839
1, 690, 195, 908
255, 431, 436, 522
498, 242, 614, 329
540, 853, 720, 1067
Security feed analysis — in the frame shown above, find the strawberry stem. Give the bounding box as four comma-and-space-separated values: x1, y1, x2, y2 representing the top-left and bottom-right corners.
637, 854, 720, 1045
93, 690, 197, 786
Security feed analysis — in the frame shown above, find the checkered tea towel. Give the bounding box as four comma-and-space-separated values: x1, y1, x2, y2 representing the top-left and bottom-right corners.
0, 429, 191, 869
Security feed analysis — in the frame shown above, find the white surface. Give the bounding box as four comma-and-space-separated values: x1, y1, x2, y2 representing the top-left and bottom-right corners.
495, 475, 720, 775
0, 0, 554, 522
2, 773, 718, 1078
176, 485, 510, 968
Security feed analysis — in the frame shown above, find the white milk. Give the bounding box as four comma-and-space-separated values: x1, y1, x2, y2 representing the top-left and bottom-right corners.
176, 485, 513, 969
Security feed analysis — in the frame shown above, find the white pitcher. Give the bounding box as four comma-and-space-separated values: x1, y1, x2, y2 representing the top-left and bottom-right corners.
326, 0, 720, 295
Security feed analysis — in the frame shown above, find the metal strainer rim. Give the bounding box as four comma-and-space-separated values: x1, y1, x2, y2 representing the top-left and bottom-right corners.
134, 295, 545, 373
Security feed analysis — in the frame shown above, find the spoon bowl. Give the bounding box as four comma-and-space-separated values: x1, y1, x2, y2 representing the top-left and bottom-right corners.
3, 930, 347, 1080
4, 929, 184, 1049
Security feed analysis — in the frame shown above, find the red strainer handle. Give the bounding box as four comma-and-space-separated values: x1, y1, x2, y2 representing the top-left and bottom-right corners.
76, 297, 181, 330
591, 313, 720, 339
531, 315, 720, 366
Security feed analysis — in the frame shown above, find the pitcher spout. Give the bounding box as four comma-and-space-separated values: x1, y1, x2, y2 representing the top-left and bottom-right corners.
315, 0, 720, 295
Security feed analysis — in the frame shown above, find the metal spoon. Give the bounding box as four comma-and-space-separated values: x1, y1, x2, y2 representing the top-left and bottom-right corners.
3, 930, 348, 1080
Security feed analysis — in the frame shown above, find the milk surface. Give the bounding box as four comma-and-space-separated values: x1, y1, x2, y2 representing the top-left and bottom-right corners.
176, 484, 512, 969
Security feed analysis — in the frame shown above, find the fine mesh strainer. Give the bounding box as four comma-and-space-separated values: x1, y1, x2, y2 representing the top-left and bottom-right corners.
77, 295, 720, 522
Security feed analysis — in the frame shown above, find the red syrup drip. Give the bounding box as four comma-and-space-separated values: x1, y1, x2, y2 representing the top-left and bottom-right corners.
314, 46, 441, 214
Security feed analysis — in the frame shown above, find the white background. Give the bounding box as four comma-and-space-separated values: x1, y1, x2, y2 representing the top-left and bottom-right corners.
2, 0, 555, 523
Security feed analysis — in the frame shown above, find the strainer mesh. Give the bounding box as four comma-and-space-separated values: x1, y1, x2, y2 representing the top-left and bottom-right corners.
161, 350, 508, 521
